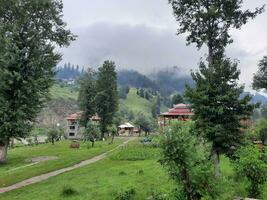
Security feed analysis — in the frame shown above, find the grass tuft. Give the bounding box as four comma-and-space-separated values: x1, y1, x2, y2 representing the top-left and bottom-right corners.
61, 185, 78, 197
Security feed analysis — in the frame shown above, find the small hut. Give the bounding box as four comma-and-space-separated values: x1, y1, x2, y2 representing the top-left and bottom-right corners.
118, 123, 135, 136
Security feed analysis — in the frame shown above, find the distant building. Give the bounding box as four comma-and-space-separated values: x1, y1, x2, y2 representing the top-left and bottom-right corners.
118, 123, 135, 136
66, 112, 100, 139
159, 104, 194, 127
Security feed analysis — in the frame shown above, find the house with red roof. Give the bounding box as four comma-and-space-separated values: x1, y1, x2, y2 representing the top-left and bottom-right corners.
66, 112, 100, 139
159, 103, 194, 127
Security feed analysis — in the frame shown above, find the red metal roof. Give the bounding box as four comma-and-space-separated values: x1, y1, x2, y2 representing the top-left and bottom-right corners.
161, 104, 194, 116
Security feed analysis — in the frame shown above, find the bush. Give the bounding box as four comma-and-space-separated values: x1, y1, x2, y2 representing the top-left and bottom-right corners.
147, 190, 168, 200
234, 145, 267, 198
160, 121, 219, 200
115, 187, 135, 200
118, 171, 127, 176
61, 185, 78, 197
137, 169, 144, 175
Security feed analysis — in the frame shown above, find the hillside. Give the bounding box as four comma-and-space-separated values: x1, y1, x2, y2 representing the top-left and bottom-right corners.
120, 88, 168, 118
49, 84, 78, 101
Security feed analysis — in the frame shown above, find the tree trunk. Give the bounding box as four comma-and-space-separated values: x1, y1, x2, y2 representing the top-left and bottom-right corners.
110, 134, 114, 144
212, 148, 220, 177
0, 139, 9, 164
91, 140, 94, 148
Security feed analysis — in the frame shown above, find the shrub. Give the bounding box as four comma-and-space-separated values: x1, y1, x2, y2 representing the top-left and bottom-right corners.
137, 169, 144, 175
147, 190, 168, 200
115, 187, 136, 200
61, 185, 78, 197
234, 145, 267, 198
118, 171, 127, 176
160, 121, 219, 200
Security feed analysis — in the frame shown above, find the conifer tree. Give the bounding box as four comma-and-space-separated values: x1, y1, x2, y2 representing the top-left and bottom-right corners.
253, 56, 267, 90
78, 69, 97, 127
169, 0, 263, 172
96, 61, 118, 138
0, 0, 74, 163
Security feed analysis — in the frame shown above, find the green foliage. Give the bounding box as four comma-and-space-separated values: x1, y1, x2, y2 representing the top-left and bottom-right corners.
168, 0, 264, 60
234, 145, 267, 198
252, 119, 267, 145
47, 126, 64, 145
135, 113, 157, 134
160, 121, 219, 200
78, 69, 97, 126
115, 187, 136, 200
83, 122, 101, 147
172, 93, 184, 105
61, 185, 78, 197
0, 0, 74, 161
118, 86, 130, 99
253, 56, 267, 90
96, 61, 118, 137
185, 58, 255, 158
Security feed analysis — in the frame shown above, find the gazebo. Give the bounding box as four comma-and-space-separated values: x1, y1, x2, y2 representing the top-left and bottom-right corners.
159, 104, 194, 127
118, 122, 135, 136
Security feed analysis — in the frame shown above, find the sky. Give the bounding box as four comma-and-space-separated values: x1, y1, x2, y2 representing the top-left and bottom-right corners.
60, 0, 267, 89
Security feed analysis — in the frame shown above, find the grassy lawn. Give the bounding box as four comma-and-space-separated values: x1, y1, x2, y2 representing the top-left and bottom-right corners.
0, 138, 125, 187
0, 138, 174, 200
1, 138, 267, 199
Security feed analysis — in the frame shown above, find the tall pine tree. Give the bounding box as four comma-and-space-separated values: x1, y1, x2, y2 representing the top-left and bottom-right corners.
169, 0, 263, 173
96, 61, 118, 138
78, 69, 97, 127
0, 0, 75, 163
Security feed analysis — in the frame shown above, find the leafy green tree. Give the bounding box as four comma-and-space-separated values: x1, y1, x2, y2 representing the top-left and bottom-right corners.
78, 69, 97, 127
172, 93, 184, 105
107, 125, 117, 144
83, 122, 101, 148
234, 145, 267, 198
47, 126, 64, 145
96, 61, 118, 138
253, 56, 267, 90
169, 0, 262, 174
160, 121, 218, 200
0, 0, 74, 163
254, 119, 267, 145
185, 58, 255, 173
135, 113, 156, 136
168, 0, 264, 64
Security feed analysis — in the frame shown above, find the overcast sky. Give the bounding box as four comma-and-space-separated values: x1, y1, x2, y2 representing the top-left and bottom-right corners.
60, 0, 267, 88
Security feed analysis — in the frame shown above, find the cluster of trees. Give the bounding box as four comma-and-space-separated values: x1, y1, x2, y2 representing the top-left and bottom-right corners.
0, 0, 75, 163
56, 63, 84, 81
161, 0, 266, 199
136, 88, 156, 100
118, 86, 130, 99
78, 61, 118, 141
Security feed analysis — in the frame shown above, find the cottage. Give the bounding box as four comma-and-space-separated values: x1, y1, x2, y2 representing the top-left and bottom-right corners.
66, 112, 100, 139
118, 123, 135, 136
159, 103, 194, 127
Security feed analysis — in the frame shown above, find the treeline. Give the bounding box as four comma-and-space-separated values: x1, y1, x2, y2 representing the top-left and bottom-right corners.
117, 68, 193, 97
56, 63, 84, 80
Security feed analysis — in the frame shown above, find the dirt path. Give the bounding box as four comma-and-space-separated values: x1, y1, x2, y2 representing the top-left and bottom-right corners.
0, 137, 135, 194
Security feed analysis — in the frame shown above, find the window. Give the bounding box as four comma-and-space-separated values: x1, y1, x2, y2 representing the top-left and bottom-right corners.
69, 132, 75, 137
69, 126, 75, 130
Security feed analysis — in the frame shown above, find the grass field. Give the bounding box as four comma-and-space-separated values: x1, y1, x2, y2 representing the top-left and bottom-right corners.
0, 138, 174, 200
1, 137, 267, 199
0, 138, 125, 187
50, 84, 78, 101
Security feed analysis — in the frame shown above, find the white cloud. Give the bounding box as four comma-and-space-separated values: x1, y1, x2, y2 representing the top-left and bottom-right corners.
60, 0, 267, 86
